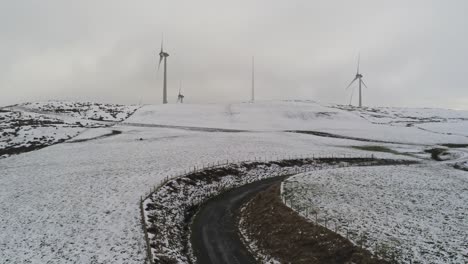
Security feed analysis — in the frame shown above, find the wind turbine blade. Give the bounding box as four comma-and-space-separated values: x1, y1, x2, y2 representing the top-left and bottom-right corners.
361, 79, 368, 88
357, 53, 360, 74
158, 54, 163, 71
346, 77, 358, 89
160, 34, 164, 53
349, 86, 355, 105
158, 35, 165, 70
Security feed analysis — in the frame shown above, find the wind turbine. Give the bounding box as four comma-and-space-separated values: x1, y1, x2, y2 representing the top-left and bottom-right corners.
158, 38, 170, 104
346, 55, 368, 107
177, 81, 184, 103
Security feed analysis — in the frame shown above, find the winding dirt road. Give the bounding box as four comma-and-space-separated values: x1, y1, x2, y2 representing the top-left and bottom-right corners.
191, 176, 287, 264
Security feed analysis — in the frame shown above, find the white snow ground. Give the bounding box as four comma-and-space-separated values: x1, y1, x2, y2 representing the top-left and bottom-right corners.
130, 101, 468, 144
1, 100, 468, 263
283, 165, 468, 263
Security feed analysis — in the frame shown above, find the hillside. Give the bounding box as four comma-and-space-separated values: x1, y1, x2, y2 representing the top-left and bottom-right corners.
0, 100, 467, 264
0, 101, 138, 157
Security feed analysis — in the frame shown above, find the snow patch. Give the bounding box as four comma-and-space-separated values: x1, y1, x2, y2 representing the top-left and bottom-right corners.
283, 165, 468, 264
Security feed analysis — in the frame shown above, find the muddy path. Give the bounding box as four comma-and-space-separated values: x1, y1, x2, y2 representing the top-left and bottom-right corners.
67, 130, 122, 143
287, 130, 422, 145
122, 122, 248, 133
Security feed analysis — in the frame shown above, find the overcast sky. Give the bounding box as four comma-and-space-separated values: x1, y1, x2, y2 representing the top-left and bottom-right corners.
1, 0, 467, 109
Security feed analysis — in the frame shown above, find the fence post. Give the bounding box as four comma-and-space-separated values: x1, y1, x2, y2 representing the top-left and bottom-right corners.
140, 195, 154, 264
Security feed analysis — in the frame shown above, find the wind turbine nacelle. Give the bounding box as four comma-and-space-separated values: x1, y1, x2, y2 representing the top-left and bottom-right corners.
160, 52, 169, 57
356, 73, 363, 78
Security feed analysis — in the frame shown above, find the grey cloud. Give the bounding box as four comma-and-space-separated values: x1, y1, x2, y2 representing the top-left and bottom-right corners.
1, 0, 467, 109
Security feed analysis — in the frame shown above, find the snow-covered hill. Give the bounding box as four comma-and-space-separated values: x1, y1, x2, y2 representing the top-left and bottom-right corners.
0, 100, 467, 264
128, 100, 468, 144
19, 101, 138, 122
0, 101, 138, 158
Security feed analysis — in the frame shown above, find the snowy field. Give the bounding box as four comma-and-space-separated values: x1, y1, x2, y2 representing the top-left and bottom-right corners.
334, 104, 468, 125
1, 100, 468, 263
130, 101, 468, 144
283, 165, 468, 263
417, 121, 468, 137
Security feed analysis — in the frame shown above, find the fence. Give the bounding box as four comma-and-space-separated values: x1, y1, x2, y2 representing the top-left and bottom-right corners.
280, 180, 406, 263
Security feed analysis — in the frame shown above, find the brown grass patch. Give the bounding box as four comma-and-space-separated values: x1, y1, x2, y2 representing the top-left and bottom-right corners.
240, 184, 387, 264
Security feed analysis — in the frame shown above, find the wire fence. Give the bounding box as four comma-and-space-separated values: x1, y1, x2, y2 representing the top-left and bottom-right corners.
139, 153, 380, 264
281, 180, 409, 263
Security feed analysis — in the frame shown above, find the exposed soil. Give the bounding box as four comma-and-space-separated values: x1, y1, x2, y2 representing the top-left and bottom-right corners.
67, 130, 122, 143
441, 143, 468, 148
351, 145, 400, 154
453, 163, 468, 171
0, 142, 56, 156
240, 184, 388, 264
288, 130, 405, 145
123, 122, 247, 133
20, 101, 140, 121
350, 145, 419, 159
424, 148, 448, 161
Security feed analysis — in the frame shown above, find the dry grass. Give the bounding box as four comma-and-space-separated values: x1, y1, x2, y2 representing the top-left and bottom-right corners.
240, 184, 388, 264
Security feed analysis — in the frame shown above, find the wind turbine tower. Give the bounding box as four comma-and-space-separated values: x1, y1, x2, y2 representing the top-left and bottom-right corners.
158, 39, 170, 104
251, 56, 255, 102
346, 55, 368, 107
